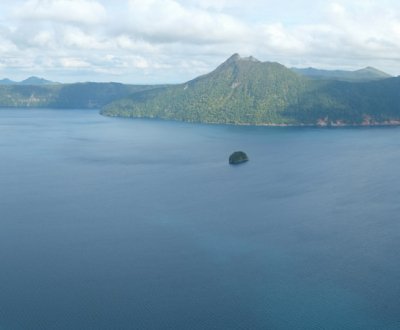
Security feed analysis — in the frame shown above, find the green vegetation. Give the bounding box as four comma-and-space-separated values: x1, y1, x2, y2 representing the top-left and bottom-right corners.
102, 54, 400, 126
291, 67, 392, 82
0, 76, 58, 85
229, 151, 249, 164
0, 85, 61, 107
2, 54, 400, 126
102, 54, 308, 125
0, 83, 162, 109
48, 83, 159, 109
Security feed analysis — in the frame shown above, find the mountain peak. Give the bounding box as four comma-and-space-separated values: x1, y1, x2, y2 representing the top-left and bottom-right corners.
225, 53, 260, 63
20, 76, 54, 85
358, 66, 391, 76
242, 55, 260, 62
0, 76, 58, 85
225, 53, 241, 63
0, 78, 15, 85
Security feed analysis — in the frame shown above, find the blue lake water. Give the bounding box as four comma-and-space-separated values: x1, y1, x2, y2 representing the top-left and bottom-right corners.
1, 109, 400, 329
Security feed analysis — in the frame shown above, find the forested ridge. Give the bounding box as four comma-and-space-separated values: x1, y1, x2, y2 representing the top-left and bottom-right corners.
2, 54, 400, 126
102, 54, 400, 126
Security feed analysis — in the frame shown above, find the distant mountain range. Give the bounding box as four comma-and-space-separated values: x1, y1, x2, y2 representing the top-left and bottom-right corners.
1, 55, 400, 126
0, 76, 59, 85
0, 82, 161, 108
291, 66, 392, 82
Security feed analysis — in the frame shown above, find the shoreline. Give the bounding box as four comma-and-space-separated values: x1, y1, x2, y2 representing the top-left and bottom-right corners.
101, 112, 400, 128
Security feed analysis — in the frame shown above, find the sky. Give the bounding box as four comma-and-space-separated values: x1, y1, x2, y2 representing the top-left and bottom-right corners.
0, 0, 399, 83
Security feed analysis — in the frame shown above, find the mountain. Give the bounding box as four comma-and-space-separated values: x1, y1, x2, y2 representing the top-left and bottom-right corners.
102, 54, 308, 125
0, 76, 58, 85
20, 76, 58, 85
50, 83, 162, 108
1, 54, 399, 126
0, 78, 16, 85
101, 54, 400, 126
291, 66, 392, 82
0, 83, 162, 108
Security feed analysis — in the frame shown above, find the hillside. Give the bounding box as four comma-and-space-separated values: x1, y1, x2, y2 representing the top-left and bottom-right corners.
291, 67, 392, 82
0, 76, 58, 85
1, 54, 399, 126
19, 76, 58, 85
102, 54, 309, 125
102, 54, 400, 126
0, 83, 162, 108
0, 78, 15, 85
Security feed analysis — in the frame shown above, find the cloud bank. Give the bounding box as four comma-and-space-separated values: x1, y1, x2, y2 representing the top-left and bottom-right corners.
0, 0, 399, 83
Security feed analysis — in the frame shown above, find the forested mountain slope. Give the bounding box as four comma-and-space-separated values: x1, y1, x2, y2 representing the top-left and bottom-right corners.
102, 54, 400, 126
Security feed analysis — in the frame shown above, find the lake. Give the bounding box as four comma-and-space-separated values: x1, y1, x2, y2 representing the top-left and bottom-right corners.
1, 109, 400, 329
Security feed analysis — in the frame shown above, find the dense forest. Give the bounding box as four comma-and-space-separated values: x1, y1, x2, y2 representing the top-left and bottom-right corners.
0, 83, 162, 109
291, 66, 392, 82
2, 54, 400, 126
102, 54, 400, 126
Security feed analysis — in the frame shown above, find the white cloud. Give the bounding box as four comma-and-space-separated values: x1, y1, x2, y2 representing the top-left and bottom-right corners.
59, 57, 91, 68
0, 0, 400, 83
14, 0, 107, 25
62, 27, 108, 49
127, 0, 249, 44
259, 23, 306, 54
32, 30, 55, 47
115, 35, 159, 53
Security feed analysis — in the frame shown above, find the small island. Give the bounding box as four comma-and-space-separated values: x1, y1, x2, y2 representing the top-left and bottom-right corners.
229, 151, 249, 165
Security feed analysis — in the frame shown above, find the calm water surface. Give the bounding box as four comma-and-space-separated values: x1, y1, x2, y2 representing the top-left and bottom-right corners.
1, 109, 400, 329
